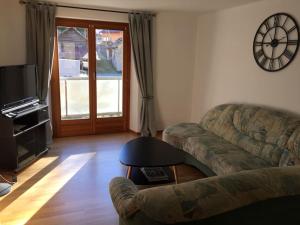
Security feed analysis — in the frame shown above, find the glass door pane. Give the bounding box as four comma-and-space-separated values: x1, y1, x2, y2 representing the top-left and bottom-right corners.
57, 26, 90, 120
95, 29, 123, 118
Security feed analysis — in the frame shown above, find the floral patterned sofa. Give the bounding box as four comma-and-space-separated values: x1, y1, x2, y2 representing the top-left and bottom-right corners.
163, 104, 300, 176
109, 104, 300, 225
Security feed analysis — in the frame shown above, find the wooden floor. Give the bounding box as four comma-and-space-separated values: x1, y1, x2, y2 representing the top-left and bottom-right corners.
0, 133, 205, 225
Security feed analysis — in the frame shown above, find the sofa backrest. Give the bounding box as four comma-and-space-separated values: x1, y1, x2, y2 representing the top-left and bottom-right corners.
133, 166, 300, 224
200, 104, 300, 166
287, 126, 300, 163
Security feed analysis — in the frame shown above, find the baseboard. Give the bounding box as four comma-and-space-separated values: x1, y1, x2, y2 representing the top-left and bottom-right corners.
129, 129, 140, 135
129, 129, 163, 138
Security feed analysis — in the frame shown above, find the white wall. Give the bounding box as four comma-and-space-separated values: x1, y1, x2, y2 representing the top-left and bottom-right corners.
191, 0, 300, 121
0, 0, 26, 65
154, 12, 197, 130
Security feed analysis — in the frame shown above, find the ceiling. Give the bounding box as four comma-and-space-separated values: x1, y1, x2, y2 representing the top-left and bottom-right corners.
51, 0, 264, 13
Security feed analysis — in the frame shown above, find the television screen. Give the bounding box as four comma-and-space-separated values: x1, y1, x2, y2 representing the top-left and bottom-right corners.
0, 64, 38, 109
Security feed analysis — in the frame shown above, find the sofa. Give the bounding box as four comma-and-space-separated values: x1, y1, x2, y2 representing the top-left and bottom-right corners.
163, 104, 300, 176
110, 104, 300, 225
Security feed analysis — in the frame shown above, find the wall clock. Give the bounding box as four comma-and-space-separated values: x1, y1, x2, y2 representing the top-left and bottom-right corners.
253, 13, 299, 72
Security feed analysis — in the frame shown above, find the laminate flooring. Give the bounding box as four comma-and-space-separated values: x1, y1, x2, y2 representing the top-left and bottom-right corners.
0, 133, 205, 225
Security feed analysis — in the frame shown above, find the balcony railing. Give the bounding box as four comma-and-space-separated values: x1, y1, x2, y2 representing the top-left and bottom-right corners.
59, 75, 122, 120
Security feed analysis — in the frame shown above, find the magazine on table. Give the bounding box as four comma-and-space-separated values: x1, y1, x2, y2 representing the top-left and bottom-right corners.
140, 167, 169, 182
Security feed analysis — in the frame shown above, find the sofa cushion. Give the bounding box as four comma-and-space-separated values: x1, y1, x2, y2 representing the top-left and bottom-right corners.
287, 127, 300, 157
184, 132, 272, 175
278, 149, 298, 167
233, 105, 300, 148
199, 104, 300, 166
286, 127, 300, 165
234, 135, 288, 166
162, 123, 206, 149
232, 106, 300, 166
200, 104, 238, 140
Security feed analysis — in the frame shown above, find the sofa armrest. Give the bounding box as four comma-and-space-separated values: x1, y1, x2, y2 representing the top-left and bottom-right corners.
134, 166, 300, 224
109, 177, 139, 219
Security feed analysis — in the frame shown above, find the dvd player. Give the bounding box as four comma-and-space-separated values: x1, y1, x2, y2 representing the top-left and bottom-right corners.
1, 99, 40, 115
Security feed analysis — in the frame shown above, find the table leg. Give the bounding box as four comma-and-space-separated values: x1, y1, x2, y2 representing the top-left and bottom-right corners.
126, 166, 132, 179
172, 165, 178, 184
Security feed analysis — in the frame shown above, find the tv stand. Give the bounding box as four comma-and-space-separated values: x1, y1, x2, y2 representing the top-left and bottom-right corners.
0, 104, 50, 171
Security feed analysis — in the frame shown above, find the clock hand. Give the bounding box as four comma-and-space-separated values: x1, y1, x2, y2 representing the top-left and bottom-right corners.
268, 32, 273, 41
271, 45, 275, 58
262, 40, 296, 45
273, 27, 278, 40
262, 37, 288, 45
269, 47, 275, 70
278, 36, 287, 41
277, 41, 298, 44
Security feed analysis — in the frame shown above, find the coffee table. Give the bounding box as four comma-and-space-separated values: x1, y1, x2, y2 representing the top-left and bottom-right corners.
120, 137, 185, 184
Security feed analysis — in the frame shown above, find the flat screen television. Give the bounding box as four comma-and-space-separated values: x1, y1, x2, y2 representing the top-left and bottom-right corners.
0, 64, 38, 110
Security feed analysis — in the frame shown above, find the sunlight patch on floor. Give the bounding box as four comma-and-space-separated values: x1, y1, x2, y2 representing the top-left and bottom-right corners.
0, 153, 95, 225
0, 156, 58, 201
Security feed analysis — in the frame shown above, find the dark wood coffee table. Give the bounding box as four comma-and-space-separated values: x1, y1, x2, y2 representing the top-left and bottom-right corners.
120, 137, 185, 184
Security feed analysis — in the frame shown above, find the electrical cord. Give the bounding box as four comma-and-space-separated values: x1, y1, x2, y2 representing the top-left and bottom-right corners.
0, 174, 15, 185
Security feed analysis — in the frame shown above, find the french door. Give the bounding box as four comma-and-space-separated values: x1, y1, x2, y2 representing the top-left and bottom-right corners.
51, 18, 130, 137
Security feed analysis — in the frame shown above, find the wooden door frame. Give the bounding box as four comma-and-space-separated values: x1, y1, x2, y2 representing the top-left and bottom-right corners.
51, 18, 130, 137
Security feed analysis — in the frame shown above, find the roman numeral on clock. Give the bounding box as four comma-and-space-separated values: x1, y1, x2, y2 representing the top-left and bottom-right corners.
258, 30, 265, 37
278, 57, 284, 68
274, 15, 280, 27
255, 49, 264, 59
287, 26, 296, 34
269, 59, 274, 70
260, 56, 268, 67
264, 20, 270, 30
254, 42, 262, 46
282, 16, 289, 28
283, 49, 293, 60
287, 40, 298, 45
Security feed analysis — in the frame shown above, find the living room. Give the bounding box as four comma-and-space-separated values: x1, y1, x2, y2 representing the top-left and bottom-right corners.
1, 0, 300, 224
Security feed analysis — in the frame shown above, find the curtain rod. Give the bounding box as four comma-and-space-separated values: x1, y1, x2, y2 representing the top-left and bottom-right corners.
19, 0, 156, 16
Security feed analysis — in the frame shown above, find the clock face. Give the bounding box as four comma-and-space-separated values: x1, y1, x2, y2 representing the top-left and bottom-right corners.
253, 13, 299, 72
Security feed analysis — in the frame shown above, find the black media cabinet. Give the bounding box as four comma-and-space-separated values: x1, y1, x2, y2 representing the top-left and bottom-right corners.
0, 104, 50, 171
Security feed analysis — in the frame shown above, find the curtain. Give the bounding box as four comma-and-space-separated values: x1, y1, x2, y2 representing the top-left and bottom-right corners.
26, 1, 56, 102
26, 1, 56, 143
129, 13, 156, 137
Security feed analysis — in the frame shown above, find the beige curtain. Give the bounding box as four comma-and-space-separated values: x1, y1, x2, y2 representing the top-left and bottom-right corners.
129, 13, 156, 137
